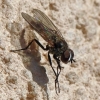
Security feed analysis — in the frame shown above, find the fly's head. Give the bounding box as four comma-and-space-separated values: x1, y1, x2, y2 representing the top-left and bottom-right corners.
61, 49, 75, 64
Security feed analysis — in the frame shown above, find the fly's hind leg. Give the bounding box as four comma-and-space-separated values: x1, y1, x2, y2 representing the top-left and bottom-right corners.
10, 39, 49, 52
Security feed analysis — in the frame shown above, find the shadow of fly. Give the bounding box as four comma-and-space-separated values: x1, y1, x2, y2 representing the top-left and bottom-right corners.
10, 9, 75, 94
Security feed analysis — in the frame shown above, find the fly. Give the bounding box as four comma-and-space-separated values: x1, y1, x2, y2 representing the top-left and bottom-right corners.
10, 9, 75, 94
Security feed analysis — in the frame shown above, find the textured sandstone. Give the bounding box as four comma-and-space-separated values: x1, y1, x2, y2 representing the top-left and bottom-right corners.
0, 0, 100, 100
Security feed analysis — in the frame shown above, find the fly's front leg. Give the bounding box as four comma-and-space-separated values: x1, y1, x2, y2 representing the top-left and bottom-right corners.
10, 39, 49, 52
53, 55, 62, 79
53, 54, 62, 94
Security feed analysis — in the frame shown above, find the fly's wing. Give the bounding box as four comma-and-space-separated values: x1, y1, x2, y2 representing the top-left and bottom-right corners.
21, 9, 64, 44
32, 9, 65, 39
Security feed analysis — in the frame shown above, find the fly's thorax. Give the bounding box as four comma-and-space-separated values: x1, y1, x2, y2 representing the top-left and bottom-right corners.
54, 40, 68, 53
49, 40, 68, 55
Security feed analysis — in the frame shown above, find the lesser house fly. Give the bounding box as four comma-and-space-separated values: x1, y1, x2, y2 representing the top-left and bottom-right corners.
11, 9, 75, 94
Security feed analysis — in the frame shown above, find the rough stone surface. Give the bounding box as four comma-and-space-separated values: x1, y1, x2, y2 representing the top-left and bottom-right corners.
0, 0, 100, 100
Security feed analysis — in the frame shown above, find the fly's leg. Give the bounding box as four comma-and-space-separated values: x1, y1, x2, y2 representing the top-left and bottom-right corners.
10, 39, 49, 52
48, 52, 60, 94
48, 52, 57, 77
53, 55, 62, 94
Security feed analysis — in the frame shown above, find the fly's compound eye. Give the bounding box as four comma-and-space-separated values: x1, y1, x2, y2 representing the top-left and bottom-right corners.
61, 49, 75, 64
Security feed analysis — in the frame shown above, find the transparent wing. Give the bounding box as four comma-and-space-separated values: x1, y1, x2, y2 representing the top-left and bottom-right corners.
32, 9, 64, 38
21, 9, 64, 44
